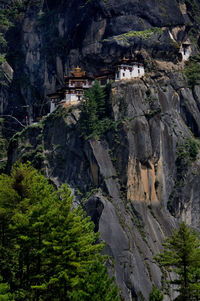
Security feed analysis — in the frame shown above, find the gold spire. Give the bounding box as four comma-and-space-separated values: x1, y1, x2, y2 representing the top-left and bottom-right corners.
71, 66, 86, 77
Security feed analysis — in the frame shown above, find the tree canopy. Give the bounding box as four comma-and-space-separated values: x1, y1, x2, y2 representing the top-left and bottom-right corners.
155, 222, 200, 301
0, 162, 119, 300
79, 80, 116, 138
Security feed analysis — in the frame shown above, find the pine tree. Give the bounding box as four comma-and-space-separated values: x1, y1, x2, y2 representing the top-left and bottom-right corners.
92, 80, 106, 120
0, 163, 119, 300
80, 88, 98, 136
155, 222, 200, 301
80, 80, 107, 137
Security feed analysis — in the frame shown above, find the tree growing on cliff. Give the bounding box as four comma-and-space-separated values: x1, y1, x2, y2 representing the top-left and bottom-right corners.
0, 162, 119, 300
155, 222, 200, 301
79, 80, 114, 138
149, 285, 163, 301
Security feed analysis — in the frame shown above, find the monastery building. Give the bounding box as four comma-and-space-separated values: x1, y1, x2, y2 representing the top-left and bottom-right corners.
48, 58, 145, 113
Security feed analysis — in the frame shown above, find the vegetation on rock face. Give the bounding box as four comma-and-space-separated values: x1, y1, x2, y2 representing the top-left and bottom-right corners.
185, 0, 200, 24
0, 4, 12, 84
155, 222, 200, 301
0, 0, 35, 85
168, 137, 200, 213
175, 137, 200, 182
0, 119, 8, 173
103, 28, 163, 45
184, 54, 200, 88
79, 80, 118, 139
149, 285, 163, 301
0, 162, 119, 300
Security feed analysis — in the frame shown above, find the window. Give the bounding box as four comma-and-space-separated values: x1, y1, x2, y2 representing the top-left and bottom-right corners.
123, 73, 125, 77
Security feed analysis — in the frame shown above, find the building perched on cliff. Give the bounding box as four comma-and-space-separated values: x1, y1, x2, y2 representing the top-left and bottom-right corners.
48, 66, 94, 112
48, 58, 145, 113
115, 57, 145, 80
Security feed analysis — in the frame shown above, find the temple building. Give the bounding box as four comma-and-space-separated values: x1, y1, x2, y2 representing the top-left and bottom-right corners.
115, 57, 145, 81
96, 69, 115, 86
48, 66, 94, 113
48, 59, 145, 113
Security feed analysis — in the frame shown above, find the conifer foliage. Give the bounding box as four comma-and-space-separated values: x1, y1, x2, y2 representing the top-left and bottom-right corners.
79, 80, 114, 138
155, 222, 200, 301
0, 162, 119, 300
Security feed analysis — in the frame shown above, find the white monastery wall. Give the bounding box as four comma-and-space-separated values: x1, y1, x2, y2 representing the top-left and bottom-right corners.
115, 64, 145, 81
50, 102, 56, 113
65, 93, 78, 102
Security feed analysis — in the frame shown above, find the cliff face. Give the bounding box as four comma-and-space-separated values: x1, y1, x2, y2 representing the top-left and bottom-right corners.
2, 0, 200, 300
8, 73, 200, 300
1, 0, 200, 120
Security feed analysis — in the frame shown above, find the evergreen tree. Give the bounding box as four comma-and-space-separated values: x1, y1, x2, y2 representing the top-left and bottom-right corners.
80, 88, 98, 136
80, 80, 108, 137
0, 162, 119, 300
92, 80, 106, 120
104, 81, 113, 118
155, 222, 200, 301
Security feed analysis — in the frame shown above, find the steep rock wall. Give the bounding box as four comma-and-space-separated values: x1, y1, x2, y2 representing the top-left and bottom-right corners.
1, 0, 200, 121
8, 73, 200, 300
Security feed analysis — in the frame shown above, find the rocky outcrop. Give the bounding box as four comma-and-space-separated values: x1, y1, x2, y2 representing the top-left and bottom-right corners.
1, 0, 200, 122
8, 72, 200, 299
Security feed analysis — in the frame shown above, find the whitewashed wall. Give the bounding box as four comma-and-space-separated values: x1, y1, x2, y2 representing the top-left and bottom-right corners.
65, 93, 78, 102
115, 64, 145, 81
50, 102, 57, 113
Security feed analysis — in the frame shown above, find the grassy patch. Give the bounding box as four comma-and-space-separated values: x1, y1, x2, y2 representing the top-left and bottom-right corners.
104, 28, 162, 44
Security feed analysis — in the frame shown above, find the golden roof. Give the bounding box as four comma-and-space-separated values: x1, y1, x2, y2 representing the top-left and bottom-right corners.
71, 66, 86, 77
122, 56, 129, 62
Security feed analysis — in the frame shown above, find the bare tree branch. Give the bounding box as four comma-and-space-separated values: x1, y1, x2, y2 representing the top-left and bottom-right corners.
0, 115, 25, 128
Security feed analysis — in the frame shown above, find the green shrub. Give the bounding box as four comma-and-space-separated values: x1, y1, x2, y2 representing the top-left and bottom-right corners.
184, 54, 200, 88
149, 285, 163, 301
176, 138, 200, 163
79, 81, 117, 138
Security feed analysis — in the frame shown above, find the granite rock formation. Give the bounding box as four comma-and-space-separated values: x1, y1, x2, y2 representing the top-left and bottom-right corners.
7, 73, 200, 300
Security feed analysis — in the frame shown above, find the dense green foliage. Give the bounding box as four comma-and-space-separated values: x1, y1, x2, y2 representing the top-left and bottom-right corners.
0, 0, 32, 84
184, 54, 200, 88
155, 222, 200, 301
0, 162, 119, 300
176, 137, 200, 163
176, 138, 200, 181
149, 285, 163, 301
79, 80, 118, 138
0, 276, 14, 300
